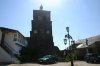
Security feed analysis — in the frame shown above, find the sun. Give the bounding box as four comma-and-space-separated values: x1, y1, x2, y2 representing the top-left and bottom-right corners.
39, 0, 61, 7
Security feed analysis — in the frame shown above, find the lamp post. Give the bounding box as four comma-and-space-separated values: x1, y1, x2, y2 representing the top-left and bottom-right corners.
64, 27, 74, 66
86, 38, 89, 54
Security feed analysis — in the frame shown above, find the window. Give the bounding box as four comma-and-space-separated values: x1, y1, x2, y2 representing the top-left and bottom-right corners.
13, 34, 17, 41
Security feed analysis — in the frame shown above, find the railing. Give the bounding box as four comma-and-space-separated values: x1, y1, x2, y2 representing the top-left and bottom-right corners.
14, 38, 27, 47
0, 41, 18, 56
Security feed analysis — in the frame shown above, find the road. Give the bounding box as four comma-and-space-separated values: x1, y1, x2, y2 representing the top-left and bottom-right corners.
2, 61, 100, 66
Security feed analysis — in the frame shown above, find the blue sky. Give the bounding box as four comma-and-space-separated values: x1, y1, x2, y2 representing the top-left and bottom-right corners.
0, 0, 100, 50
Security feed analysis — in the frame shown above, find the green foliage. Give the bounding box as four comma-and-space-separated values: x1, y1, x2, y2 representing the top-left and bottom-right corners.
66, 53, 77, 61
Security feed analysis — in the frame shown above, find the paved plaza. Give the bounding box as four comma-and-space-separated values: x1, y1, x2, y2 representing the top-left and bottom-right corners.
0, 61, 100, 66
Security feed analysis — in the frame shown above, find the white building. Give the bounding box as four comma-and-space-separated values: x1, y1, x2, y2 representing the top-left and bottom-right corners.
0, 27, 28, 63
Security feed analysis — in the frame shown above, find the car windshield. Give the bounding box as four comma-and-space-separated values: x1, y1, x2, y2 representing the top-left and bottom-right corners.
86, 53, 97, 57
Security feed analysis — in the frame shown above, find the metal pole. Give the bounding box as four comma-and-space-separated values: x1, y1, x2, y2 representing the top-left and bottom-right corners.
86, 39, 89, 53
67, 27, 74, 66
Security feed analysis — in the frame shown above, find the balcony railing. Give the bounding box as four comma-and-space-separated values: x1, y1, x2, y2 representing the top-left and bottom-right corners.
14, 38, 27, 47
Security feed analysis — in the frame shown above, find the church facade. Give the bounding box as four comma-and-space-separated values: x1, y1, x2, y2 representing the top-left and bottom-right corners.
29, 6, 56, 59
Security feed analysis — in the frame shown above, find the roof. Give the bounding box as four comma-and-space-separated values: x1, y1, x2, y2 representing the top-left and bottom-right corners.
0, 27, 17, 32
77, 44, 88, 48
0, 27, 25, 37
87, 35, 100, 45
76, 35, 100, 48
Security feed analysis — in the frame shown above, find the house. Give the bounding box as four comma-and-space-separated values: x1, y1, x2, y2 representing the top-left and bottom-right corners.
0, 27, 28, 63
72, 35, 100, 60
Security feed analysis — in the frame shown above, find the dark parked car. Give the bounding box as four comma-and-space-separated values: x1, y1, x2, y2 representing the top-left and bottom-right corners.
84, 53, 100, 63
38, 55, 58, 64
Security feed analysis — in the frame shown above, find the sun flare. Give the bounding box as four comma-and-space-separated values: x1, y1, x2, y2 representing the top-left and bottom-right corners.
39, 0, 61, 7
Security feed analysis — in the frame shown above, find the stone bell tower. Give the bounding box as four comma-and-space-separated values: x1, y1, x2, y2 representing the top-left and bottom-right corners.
29, 5, 55, 58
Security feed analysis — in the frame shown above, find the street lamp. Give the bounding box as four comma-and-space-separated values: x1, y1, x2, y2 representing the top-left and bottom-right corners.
64, 27, 74, 66
64, 38, 67, 45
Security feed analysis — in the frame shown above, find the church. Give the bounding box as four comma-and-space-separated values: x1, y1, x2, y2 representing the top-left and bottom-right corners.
22, 5, 59, 61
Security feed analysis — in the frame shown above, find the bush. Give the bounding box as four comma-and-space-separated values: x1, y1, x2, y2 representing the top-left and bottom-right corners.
66, 53, 77, 62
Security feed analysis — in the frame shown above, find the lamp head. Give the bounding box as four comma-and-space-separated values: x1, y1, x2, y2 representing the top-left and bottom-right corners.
66, 27, 69, 32
64, 38, 67, 45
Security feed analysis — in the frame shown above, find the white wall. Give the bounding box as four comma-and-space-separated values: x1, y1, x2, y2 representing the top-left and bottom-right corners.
0, 46, 13, 63
4, 32, 26, 55
0, 46, 20, 63
15, 44, 22, 54
2, 31, 28, 55
0, 29, 28, 63
5, 32, 18, 54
